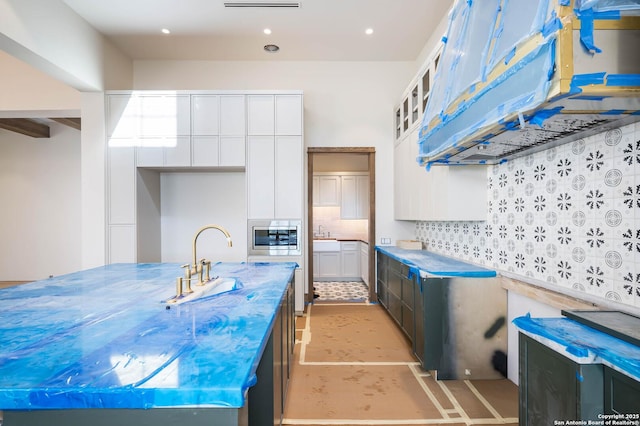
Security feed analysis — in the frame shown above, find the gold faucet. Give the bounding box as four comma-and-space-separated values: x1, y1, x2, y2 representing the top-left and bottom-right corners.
168, 224, 233, 303
188, 224, 233, 286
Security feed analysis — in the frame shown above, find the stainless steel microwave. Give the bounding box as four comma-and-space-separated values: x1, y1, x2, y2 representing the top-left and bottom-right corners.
248, 220, 302, 256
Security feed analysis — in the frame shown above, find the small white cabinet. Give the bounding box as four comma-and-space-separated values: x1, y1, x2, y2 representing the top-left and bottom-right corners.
340, 175, 368, 219
314, 176, 340, 206
317, 252, 340, 279
340, 241, 360, 279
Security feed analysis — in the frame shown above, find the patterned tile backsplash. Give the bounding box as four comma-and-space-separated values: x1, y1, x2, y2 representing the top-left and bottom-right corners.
415, 122, 640, 309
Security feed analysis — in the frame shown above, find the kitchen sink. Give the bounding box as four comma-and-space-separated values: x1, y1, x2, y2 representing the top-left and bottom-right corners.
313, 239, 340, 252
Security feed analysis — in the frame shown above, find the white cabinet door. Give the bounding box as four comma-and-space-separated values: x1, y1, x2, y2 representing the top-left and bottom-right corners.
164, 136, 191, 167
109, 147, 136, 224
247, 136, 275, 219
247, 95, 274, 135
220, 95, 246, 136
220, 136, 246, 167
109, 225, 136, 263
192, 95, 219, 136
140, 94, 190, 137
341, 175, 368, 219
317, 176, 340, 206
107, 94, 138, 140
340, 242, 360, 278
275, 95, 302, 135
275, 136, 302, 219
192, 136, 220, 167
318, 252, 340, 278
136, 147, 164, 167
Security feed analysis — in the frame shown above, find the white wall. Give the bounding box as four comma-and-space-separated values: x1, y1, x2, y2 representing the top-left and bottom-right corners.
160, 172, 247, 264
133, 60, 417, 245
0, 124, 82, 280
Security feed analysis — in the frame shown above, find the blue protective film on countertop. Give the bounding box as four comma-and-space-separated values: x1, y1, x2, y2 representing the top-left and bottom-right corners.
513, 315, 640, 382
0, 262, 296, 410
375, 246, 496, 278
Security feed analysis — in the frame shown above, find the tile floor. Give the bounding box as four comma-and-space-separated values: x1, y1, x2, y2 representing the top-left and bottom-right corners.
313, 281, 369, 303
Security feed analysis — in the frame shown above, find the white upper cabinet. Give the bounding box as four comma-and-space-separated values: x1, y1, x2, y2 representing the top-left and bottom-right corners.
275, 95, 302, 135
246, 93, 303, 219
191, 95, 219, 135
316, 176, 340, 206
139, 94, 190, 137
220, 95, 246, 136
107, 95, 138, 139
247, 95, 275, 135
341, 175, 368, 219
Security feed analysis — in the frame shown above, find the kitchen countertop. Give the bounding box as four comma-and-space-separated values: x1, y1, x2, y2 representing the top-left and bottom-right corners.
0, 261, 296, 410
514, 315, 640, 382
375, 245, 496, 278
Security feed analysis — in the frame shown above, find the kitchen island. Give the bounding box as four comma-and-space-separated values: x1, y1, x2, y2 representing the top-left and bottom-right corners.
0, 261, 297, 426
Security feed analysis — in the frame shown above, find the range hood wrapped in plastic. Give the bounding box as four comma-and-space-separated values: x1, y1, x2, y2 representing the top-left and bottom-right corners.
417, 0, 640, 166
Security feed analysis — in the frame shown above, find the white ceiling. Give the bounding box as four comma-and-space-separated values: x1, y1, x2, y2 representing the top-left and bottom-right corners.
61, 0, 453, 61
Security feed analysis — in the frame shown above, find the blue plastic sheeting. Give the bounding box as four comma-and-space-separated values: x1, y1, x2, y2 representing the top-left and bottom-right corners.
513, 315, 640, 382
375, 246, 496, 278
576, 0, 640, 12
419, 40, 555, 160
486, 0, 550, 74
0, 262, 297, 410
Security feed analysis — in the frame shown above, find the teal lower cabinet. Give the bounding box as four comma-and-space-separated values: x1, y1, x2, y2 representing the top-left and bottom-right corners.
604, 366, 640, 415
518, 334, 603, 425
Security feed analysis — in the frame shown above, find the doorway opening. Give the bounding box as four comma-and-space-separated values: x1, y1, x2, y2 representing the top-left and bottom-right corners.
307, 147, 376, 305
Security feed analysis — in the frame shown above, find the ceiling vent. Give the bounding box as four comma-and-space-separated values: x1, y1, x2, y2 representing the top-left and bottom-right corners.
224, 2, 300, 7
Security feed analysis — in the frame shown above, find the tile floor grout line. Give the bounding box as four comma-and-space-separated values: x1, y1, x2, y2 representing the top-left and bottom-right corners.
463, 379, 504, 420
408, 363, 451, 420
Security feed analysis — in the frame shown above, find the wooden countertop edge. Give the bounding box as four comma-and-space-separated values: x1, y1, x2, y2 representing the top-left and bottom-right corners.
501, 276, 600, 311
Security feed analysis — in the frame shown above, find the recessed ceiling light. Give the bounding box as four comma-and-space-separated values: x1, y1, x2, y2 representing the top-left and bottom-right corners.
161, 28, 171, 34
365, 28, 374, 35
264, 28, 272, 35
264, 44, 280, 53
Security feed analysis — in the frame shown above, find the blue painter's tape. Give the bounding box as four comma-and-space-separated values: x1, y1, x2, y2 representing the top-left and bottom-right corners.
529, 106, 564, 127
577, 9, 602, 53
442, 36, 448, 44
504, 47, 516, 65
633, 110, 640, 116
567, 344, 589, 358
425, 163, 432, 172
601, 110, 627, 115
606, 74, 640, 87
542, 17, 563, 38
499, 158, 507, 164
559, 0, 570, 5
469, 83, 476, 94
570, 72, 606, 93
576, 372, 584, 382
